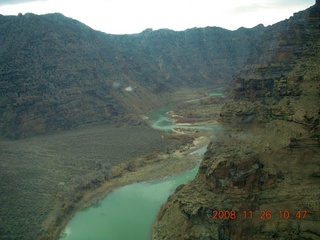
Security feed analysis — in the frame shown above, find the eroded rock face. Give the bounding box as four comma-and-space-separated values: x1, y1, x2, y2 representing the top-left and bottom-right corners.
153, 4, 320, 240
154, 128, 320, 239
0, 13, 265, 139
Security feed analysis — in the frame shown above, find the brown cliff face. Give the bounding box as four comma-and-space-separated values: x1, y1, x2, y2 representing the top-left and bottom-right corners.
153, 4, 320, 240
0, 13, 265, 139
0, 13, 160, 138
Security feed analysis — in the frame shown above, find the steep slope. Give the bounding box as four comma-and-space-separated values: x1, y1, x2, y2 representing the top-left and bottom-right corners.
108, 25, 265, 87
153, 3, 320, 240
0, 11, 270, 240
0, 13, 265, 138
0, 13, 157, 138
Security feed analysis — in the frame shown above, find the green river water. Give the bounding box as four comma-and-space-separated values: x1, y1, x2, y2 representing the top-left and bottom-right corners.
60, 90, 222, 240
60, 163, 201, 240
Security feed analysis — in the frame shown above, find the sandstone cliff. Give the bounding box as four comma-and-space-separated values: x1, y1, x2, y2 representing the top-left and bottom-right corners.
153, 3, 320, 240
0, 13, 265, 138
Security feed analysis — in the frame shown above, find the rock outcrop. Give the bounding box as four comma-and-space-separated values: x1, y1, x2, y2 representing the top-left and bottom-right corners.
153, 3, 320, 240
0, 13, 266, 138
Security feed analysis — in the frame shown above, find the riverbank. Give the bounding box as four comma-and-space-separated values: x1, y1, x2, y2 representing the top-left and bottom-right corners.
53, 90, 224, 239
0, 87, 222, 240
167, 95, 225, 127
53, 133, 211, 240
0, 124, 181, 240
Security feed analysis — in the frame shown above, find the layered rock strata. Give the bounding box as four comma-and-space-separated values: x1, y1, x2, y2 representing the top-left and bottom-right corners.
153, 3, 320, 240
0, 13, 265, 138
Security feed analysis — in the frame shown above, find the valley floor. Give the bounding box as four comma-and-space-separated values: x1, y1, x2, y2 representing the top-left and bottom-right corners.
0, 125, 177, 239
0, 87, 223, 240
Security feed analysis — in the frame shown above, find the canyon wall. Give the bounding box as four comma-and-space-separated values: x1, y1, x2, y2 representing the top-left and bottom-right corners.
153, 3, 320, 240
0, 13, 265, 138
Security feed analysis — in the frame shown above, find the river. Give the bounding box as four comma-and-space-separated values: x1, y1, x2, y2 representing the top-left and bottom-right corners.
60, 163, 201, 240
60, 90, 221, 240
147, 100, 218, 132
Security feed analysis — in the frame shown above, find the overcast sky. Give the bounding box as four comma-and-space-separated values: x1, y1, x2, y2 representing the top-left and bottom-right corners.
0, 0, 315, 34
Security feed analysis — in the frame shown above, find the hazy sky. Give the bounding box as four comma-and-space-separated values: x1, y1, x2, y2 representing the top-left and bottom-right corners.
0, 0, 315, 34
